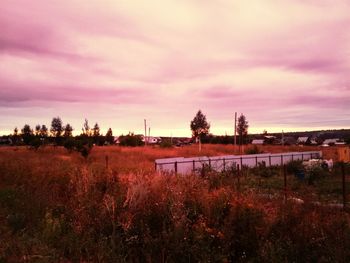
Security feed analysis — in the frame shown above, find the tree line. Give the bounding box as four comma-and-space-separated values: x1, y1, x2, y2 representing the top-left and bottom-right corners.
190, 110, 249, 146
3, 111, 249, 150
8, 117, 113, 151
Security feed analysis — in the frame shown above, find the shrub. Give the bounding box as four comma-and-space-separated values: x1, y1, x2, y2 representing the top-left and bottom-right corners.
286, 160, 303, 174
119, 133, 144, 147
160, 138, 172, 148
306, 166, 328, 185
245, 145, 262, 155
251, 162, 279, 178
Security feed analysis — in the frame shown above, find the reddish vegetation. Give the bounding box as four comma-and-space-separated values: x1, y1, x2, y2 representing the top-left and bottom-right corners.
0, 145, 349, 262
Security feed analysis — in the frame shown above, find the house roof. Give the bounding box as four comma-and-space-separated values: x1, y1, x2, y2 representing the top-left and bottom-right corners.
252, 139, 264, 144
297, 137, 309, 143
323, 138, 340, 144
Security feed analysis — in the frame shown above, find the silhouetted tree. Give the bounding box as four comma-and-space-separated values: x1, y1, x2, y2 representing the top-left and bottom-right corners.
93, 123, 100, 137
21, 124, 33, 145
92, 122, 101, 145
12, 127, 19, 145
50, 117, 64, 145
50, 117, 63, 137
105, 128, 114, 145
63, 123, 73, 137
35, 125, 41, 136
21, 124, 32, 136
237, 114, 249, 145
190, 110, 210, 151
40, 125, 48, 138
82, 118, 91, 136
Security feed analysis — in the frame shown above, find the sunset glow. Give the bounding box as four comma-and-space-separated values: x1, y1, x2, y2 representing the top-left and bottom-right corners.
1, 0, 349, 136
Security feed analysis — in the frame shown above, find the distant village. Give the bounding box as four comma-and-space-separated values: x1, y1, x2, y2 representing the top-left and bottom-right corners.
1, 129, 349, 147
118, 129, 350, 147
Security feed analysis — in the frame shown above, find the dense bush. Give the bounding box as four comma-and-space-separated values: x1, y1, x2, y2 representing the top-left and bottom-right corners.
159, 138, 173, 148
245, 145, 262, 155
286, 160, 303, 174
119, 133, 144, 147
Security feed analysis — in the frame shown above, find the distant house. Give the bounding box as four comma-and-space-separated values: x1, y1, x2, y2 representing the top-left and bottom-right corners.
297, 137, 310, 145
145, 136, 161, 144
322, 138, 344, 146
264, 135, 277, 144
251, 139, 265, 145
0, 136, 12, 145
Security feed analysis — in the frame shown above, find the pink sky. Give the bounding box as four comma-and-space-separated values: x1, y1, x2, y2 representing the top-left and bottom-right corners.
1, 0, 350, 136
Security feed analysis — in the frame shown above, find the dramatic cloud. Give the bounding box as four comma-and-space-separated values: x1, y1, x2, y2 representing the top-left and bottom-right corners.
0, 0, 349, 135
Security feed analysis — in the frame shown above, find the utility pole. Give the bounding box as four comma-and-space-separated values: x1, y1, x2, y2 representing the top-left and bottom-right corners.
144, 119, 147, 146
234, 112, 237, 147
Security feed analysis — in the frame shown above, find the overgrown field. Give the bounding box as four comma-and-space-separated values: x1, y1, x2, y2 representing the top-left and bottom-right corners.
0, 145, 349, 262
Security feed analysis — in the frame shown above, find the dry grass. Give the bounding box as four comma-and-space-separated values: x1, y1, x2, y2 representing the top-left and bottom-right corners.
0, 145, 349, 262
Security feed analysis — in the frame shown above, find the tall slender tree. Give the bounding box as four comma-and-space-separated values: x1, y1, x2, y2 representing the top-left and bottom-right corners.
21, 124, 33, 145
63, 124, 73, 137
106, 128, 114, 145
35, 125, 41, 136
50, 117, 63, 137
190, 110, 210, 151
93, 123, 100, 137
237, 114, 249, 146
40, 125, 48, 138
12, 127, 19, 145
82, 119, 91, 136
51, 117, 64, 145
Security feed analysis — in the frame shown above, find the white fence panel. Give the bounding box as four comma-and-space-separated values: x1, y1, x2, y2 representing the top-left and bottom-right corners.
155, 151, 322, 174
156, 157, 184, 173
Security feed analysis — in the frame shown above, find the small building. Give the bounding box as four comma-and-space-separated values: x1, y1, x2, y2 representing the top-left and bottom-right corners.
264, 135, 277, 144
145, 136, 161, 144
322, 138, 341, 146
0, 136, 12, 145
297, 137, 310, 145
251, 139, 264, 145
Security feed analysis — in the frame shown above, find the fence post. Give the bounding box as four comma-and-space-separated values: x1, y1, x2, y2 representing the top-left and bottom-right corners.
283, 164, 287, 201
175, 161, 178, 174
342, 162, 346, 211
237, 164, 240, 193
192, 160, 195, 172
292, 154, 294, 161
209, 158, 211, 169
281, 155, 283, 166
269, 155, 271, 167
240, 157, 243, 169
223, 158, 226, 171
301, 153, 304, 161
255, 156, 258, 167
105, 155, 109, 169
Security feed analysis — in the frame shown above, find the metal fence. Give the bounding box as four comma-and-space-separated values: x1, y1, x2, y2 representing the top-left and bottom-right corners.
155, 151, 322, 175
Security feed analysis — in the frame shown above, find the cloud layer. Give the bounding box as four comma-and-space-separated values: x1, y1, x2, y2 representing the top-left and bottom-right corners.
1, 0, 349, 136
